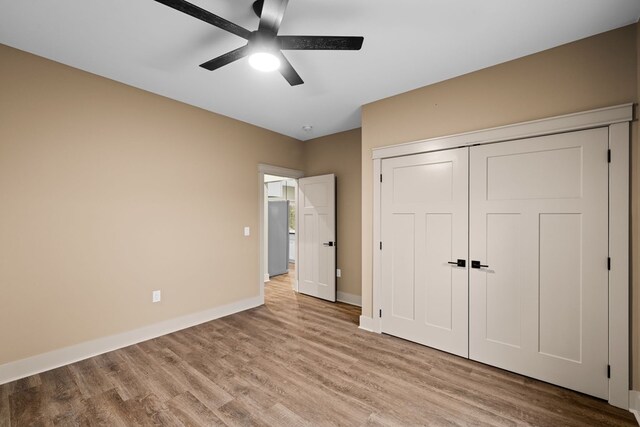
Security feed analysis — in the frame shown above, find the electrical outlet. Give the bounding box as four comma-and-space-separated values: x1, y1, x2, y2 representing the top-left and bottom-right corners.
336, 268, 341, 278
244, 226, 250, 237
152, 290, 161, 303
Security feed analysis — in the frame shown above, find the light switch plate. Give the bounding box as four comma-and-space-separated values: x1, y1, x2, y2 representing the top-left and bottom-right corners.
244, 226, 250, 237
152, 290, 161, 303
336, 269, 341, 278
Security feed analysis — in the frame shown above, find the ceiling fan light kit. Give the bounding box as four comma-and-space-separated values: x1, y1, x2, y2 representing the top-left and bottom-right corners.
247, 30, 281, 72
249, 52, 280, 72
153, 0, 364, 86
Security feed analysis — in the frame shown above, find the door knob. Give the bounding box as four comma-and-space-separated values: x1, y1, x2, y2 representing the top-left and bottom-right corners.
471, 260, 489, 269
447, 259, 466, 267
323, 241, 335, 247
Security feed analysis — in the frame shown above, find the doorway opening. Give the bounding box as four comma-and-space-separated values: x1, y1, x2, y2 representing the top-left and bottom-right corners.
258, 164, 337, 303
258, 164, 304, 302
264, 174, 297, 285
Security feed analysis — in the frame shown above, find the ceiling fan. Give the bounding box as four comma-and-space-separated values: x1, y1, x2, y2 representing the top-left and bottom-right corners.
153, 0, 364, 86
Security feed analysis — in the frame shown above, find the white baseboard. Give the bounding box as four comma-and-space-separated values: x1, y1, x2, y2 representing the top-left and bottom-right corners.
0, 295, 262, 385
359, 315, 376, 332
337, 291, 362, 307
629, 390, 640, 424
264, 273, 270, 282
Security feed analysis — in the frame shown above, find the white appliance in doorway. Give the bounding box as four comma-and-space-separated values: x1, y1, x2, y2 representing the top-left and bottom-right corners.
268, 200, 289, 277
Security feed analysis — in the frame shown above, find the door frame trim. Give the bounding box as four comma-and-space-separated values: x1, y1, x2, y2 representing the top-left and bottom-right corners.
372, 103, 632, 160
367, 103, 633, 410
609, 121, 630, 408
258, 164, 304, 301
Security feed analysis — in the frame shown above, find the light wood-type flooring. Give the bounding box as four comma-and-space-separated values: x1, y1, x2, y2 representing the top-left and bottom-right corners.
0, 269, 636, 426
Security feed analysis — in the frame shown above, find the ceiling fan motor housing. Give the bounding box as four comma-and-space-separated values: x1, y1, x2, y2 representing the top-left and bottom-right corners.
252, 0, 264, 17
249, 30, 279, 53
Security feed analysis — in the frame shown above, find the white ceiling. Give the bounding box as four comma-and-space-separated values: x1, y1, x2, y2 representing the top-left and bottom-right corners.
1, 1, 639, 141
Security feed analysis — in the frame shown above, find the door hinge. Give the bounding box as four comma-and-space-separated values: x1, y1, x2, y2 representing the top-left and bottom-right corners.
379, 309, 382, 318
608, 257, 611, 270
379, 241, 383, 250
380, 174, 383, 183
607, 364, 611, 378
608, 149, 611, 163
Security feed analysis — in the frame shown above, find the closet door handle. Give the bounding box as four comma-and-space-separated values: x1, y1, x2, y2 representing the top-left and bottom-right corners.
448, 259, 466, 267
471, 260, 489, 269
323, 241, 335, 247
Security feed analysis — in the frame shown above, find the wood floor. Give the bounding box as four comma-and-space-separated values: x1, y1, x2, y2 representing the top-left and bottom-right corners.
1, 272, 636, 426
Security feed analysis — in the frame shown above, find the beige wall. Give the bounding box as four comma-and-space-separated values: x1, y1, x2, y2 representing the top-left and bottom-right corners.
304, 129, 362, 298
0, 44, 304, 366
361, 24, 638, 383
1, 21, 637, 385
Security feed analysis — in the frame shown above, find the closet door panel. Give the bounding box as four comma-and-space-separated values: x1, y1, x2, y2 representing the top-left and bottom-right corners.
469, 128, 609, 399
381, 148, 469, 357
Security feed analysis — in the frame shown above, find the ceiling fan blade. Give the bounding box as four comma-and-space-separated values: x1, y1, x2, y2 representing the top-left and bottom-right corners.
199, 45, 249, 71
278, 36, 364, 50
154, 0, 252, 40
258, 0, 289, 35
275, 51, 303, 86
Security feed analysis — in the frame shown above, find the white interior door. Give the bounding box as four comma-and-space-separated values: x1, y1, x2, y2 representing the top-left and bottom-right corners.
381, 148, 469, 357
297, 174, 336, 301
469, 128, 609, 398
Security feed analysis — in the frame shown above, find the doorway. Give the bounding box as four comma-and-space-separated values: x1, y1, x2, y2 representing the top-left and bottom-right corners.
258, 164, 338, 303
264, 174, 297, 281
258, 164, 304, 301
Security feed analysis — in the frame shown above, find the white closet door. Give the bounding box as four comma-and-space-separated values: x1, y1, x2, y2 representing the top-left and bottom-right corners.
469, 128, 609, 398
381, 148, 469, 357
298, 174, 336, 302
